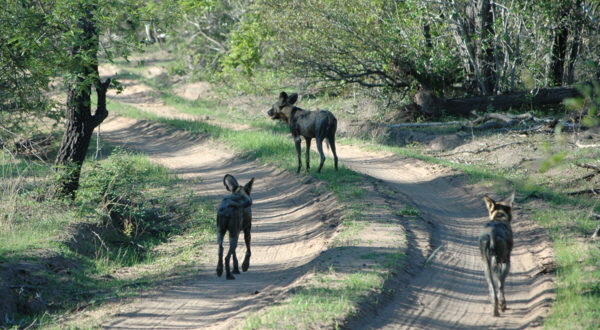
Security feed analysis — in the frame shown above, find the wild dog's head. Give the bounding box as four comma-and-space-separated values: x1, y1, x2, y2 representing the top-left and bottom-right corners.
267, 92, 298, 124
483, 192, 515, 222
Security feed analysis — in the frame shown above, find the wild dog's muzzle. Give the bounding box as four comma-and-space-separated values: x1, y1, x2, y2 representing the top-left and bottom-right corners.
267, 108, 280, 119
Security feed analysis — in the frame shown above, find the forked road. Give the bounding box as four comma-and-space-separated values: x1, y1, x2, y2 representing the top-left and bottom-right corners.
333, 145, 554, 329
99, 116, 553, 330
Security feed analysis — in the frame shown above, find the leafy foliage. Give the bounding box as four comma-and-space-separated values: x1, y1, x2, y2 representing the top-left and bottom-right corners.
77, 148, 176, 238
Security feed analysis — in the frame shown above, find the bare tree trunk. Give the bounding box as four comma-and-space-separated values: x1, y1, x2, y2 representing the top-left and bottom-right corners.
53, 4, 111, 199
551, 27, 568, 86
551, 1, 583, 86
480, 0, 496, 95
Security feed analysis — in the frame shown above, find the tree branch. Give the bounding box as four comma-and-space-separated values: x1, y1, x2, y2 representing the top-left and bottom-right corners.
91, 78, 111, 128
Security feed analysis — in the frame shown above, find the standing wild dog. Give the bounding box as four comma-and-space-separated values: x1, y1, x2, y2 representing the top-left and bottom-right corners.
216, 174, 255, 280
478, 192, 515, 316
267, 92, 338, 173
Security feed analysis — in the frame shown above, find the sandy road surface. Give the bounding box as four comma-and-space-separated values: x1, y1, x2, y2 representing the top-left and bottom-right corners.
96, 114, 553, 329
98, 116, 339, 329
334, 146, 554, 329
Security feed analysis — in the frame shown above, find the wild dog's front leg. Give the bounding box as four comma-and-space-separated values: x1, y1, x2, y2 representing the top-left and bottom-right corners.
216, 230, 225, 277
305, 137, 312, 172
242, 226, 252, 272
295, 138, 303, 173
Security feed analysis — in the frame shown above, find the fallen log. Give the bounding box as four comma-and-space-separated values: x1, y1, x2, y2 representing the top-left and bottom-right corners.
378, 121, 465, 128
440, 87, 582, 117
576, 140, 600, 148
378, 111, 578, 132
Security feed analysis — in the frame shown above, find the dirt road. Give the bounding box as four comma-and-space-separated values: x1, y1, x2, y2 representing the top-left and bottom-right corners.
95, 114, 553, 329
93, 68, 555, 329
335, 146, 554, 329
98, 116, 340, 329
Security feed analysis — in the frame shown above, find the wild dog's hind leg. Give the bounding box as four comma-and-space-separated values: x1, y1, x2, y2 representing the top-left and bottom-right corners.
316, 137, 326, 173
328, 135, 338, 171
225, 232, 239, 280
216, 229, 226, 277
231, 231, 241, 275
242, 225, 252, 272
484, 260, 500, 316
305, 137, 312, 172
295, 138, 303, 173
498, 260, 511, 312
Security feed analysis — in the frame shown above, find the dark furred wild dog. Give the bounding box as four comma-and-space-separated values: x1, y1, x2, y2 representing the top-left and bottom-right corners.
267, 92, 338, 173
216, 174, 254, 280
478, 192, 515, 316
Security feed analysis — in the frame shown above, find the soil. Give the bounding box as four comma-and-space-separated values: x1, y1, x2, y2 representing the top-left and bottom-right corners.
1, 59, 559, 329
90, 70, 557, 329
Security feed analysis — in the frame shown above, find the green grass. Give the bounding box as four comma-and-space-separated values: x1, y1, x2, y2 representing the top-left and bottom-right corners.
0, 145, 219, 327
544, 239, 600, 330
243, 269, 384, 330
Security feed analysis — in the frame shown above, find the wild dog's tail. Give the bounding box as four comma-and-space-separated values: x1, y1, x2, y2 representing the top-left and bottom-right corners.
324, 112, 336, 151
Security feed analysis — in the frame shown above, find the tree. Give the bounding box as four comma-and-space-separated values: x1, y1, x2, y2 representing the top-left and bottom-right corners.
147, 0, 248, 75
1, 0, 144, 199
52, 0, 144, 199
53, 3, 111, 199
226, 0, 600, 116
1, 2, 62, 138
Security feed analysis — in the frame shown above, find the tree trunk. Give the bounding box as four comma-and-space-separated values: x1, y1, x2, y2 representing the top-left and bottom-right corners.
53, 4, 110, 199
551, 27, 568, 86
479, 0, 496, 95
428, 87, 582, 117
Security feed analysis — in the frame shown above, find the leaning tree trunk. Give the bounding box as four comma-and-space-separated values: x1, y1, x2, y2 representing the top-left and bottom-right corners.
53, 4, 110, 199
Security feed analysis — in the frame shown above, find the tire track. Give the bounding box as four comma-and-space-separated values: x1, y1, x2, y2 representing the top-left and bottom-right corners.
335, 145, 554, 329
98, 116, 339, 329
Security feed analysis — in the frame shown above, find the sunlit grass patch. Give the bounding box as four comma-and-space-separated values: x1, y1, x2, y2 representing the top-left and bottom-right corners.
243, 269, 383, 330
543, 239, 600, 330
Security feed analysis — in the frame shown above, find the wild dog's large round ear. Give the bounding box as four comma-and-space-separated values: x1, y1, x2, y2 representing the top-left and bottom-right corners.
287, 93, 299, 105
504, 191, 515, 208
223, 174, 240, 192
279, 91, 288, 101
244, 178, 255, 195
483, 195, 495, 214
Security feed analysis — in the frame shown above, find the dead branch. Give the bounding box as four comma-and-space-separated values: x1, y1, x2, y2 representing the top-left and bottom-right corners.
471, 112, 537, 125
566, 188, 600, 196
439, 141, 524, 157
576, 163, 600, 171
567, 163, 600, 182
591, 224, 600, 240
576, 140, 600, 148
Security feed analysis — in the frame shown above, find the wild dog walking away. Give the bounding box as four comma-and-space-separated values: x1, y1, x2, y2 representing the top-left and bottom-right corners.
478, 192, 515, 316
216, 174, 254, 280
267, 92, 338, 173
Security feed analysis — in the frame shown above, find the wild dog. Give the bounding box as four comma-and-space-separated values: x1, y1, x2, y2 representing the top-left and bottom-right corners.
216, 174, 254, 280
478, 192, 515, 316
267, 92, 338, 173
